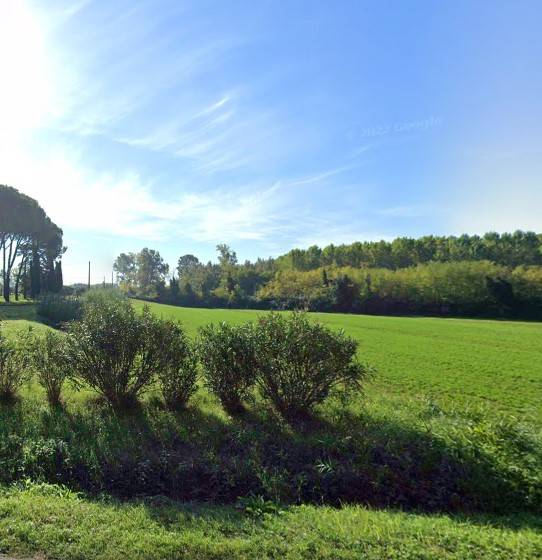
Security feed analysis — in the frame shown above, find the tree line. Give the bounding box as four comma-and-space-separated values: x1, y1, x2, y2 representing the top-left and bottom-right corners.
113, 231, 542, 319
276, 231, 542, 271
0, 185, 64, 302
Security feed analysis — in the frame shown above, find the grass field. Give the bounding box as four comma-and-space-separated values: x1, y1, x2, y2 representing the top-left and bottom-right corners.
0, 301, 541, 559
133, 301, 542, 423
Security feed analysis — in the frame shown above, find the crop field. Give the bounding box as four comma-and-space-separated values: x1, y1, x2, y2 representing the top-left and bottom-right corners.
0, 301, 541, 559
4, 299, 541, 421
133, 301, 542, 423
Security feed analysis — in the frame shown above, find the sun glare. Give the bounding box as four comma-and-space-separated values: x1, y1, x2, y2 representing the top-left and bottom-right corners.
0, 1, 54, 145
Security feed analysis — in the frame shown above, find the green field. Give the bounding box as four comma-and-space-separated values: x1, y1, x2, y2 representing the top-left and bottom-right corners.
133, 301, 542, 423
0, 302, 541, 559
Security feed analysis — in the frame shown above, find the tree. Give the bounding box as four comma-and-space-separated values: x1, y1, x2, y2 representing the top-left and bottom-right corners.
136, 248, 169, 297
332, 274, 359, 312
54, 261, 63, 293
216, 244, 237, 268
113, 253, 136, 289
181, 281, 197, 306
46, 260, 56, 293
486, 276, 515, 312
169, 276, 180, 303
30, 247, 41, 299
273, 231, 542, 272
177, 254, 200, 279
13, 238, 32, 300
113, 249, 169, 297
0, 185, 63, 301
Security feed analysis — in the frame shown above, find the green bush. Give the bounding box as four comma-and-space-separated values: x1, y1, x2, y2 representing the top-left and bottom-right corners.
65, 298, 165, 409
0, 323, 28, 400
254, 312, 370, 419
197, 322, 257, 415
37, 295, 82, 327
81, 287, 127, 307
156, 321, 198, 410
27, 330, 69, 407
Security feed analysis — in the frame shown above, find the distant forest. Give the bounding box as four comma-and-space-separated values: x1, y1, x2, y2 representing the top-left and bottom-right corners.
112, 232, 542, 319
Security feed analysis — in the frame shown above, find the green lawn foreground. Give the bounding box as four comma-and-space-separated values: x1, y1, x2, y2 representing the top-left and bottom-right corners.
0, 483, 540, 560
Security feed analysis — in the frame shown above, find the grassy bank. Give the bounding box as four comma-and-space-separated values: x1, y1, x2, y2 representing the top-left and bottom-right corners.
0, 482, 540, 560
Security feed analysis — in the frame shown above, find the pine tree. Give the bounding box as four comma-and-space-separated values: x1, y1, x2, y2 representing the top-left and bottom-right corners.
169, 276, 180, 303
46, 260, 56, 292
54, 261, 63, 293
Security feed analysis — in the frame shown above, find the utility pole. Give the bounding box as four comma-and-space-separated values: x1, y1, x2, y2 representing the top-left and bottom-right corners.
88, 261, 91, 290
111, 270, 114, 287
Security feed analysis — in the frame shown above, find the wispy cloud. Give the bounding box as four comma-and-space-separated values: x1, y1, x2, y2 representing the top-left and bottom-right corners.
375, 205, 438, 218
3, 139, 357, 247
114, 90, 285, 174
283, 164, 360, 188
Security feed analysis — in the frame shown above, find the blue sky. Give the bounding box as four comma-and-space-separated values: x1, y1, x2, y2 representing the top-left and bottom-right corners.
1, 0, 541, 283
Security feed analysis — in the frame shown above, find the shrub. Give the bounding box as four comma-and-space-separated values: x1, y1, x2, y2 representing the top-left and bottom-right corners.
81, 287, 126, 307
254, 312, 370, 419
0, 324, 29, 400
27, 330, 69, 407
197, 322, 257, 415
36, 295, 82, 327
156, 321, 198, 410
65, 298, 165, 409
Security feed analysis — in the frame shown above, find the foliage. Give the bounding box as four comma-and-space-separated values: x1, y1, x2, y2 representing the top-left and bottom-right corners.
114, 231, 542, 318
236, 494, 285, 518
26, 330, 69, 407
0, 184, 64, 302
259, 261, 542, 317
197, 321, 257, 414
254, 312, 370, 418
276, 231, 542, 271
156, 320, 198, 410
0, 384, 540, 515
64, 297, 165, 408
0, 303, 541, 519
216, 243, 238, 267
81, 287, 127, 307
37, 294, 82, 327
113, 248, 169, 298
0, 322, 29, 399
1, 484, 540, 560
177, 254, 200, 279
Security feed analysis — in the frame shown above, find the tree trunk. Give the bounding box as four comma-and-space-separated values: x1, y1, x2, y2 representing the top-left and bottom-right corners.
14, 256, 27, 301
2, 235, 22, 303
2, 236, 8, 302
30, 243, 41, 298
22, 262, 28, 300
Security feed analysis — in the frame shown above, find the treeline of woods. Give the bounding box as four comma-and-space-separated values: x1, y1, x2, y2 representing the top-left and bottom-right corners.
112, 233, 542, 319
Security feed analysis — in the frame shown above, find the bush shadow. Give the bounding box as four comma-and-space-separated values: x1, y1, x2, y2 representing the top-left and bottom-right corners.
0, 398, 540, 526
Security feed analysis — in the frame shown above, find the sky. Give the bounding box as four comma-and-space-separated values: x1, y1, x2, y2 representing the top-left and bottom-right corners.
1, 0, 541, 284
